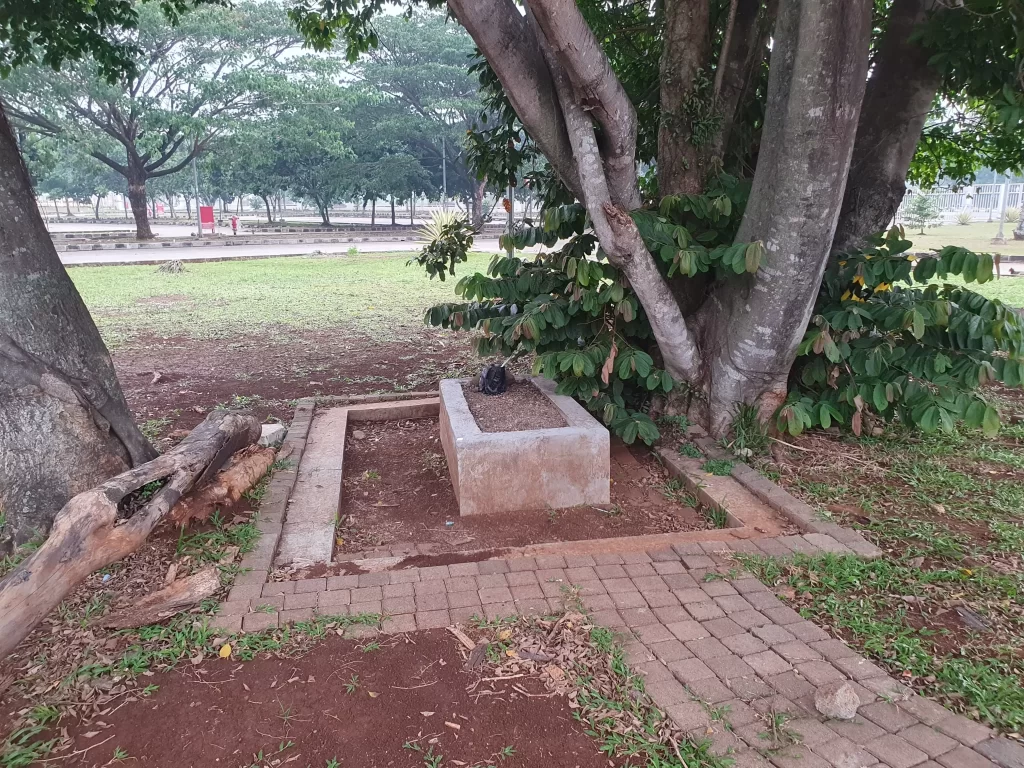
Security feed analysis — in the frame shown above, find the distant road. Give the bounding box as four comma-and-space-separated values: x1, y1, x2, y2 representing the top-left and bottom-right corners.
59, 238, 515, 266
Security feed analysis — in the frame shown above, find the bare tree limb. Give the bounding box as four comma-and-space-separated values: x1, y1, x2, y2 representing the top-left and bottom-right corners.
530, 9, 703, 382
0, 411, 260, 660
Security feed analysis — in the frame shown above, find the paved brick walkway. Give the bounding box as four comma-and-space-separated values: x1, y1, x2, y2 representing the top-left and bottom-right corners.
214, 546, 1022, 768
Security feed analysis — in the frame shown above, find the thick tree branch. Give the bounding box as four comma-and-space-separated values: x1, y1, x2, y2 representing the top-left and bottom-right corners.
700, 0, 872, 435
832, 0, 941, 253
526, 0, 639, 207
532, 13, 703, 382
446, 0, 583, 201
658, 0, 712, 195
710, 0, 777, 165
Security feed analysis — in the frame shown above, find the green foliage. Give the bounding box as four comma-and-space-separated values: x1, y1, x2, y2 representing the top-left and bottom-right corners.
414, 176, 756, 444
783, 227, 1023, 438
409, 211, 474, 281
701, 459, 734, 476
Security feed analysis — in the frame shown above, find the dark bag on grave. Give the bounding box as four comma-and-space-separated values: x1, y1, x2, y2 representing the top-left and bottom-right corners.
478, 364, 508, 395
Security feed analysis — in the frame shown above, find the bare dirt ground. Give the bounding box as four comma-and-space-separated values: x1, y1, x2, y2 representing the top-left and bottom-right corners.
332, 419, 710, 559
51, 629, 616, 768
113, 328, 479, 440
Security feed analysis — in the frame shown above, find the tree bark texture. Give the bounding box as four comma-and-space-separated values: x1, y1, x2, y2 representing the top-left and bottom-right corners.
710, 0, 777, 165
126, 167, 154, 240
0, 104, 157, 551
0, 410, 259, 660
699, 0, 872, 435
832, 0, 941, 253
658, 0, 712, 196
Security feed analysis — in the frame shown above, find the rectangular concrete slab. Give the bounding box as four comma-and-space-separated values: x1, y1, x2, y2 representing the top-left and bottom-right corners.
440, 377, 610, 517
275, 407, 347, 565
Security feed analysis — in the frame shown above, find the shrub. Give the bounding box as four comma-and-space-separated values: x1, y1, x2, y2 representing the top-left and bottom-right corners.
1005, 206, 1021, 223
956, 211, 973, 226
411, 176, 757, 444
410, 182, 1022, 443
408, 211, 474, 281
782, 228, 1021, 437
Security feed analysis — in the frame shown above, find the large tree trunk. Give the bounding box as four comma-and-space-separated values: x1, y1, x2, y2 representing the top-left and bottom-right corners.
0, 410, 259, 660
93, 196, 101, 220
0, 105, 156, 552
832, 0, 941, 253
126, 168, 154, 240
262, 194, 273, 223
390, 195, 396, 225
371, 198, 376, 225
698, 0, 872, 435
658, 0, 711, 196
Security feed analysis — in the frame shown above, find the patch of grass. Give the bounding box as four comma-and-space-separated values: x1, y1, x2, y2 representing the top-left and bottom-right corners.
140, 417, 171, 440
702, 505, 729, 529
740, 553, 1024, 733
344, 674, 360, 694
677, 442, 702, 459
725, 404, 771, 458
175, 510, 260, 573
0, 706, 62, 768
403, 742, 443, 768
362, 469, 381, 481
71, 252, 494, 347
701, 459, 734, 476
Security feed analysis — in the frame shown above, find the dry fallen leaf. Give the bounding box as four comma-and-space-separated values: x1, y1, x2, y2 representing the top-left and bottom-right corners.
421, 711, 435, 717
218, 644, 232, 659
445, 721, 461, 730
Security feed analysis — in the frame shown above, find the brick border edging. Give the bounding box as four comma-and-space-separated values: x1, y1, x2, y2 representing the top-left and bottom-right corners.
684, 437, 882, 559
229, 397, 314, 593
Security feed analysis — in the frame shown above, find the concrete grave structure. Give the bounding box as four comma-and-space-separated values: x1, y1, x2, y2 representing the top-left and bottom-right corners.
439, 377, 610, 517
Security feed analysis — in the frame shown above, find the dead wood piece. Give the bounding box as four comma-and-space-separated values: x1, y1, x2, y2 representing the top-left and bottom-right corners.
0, 409, 260, 661
170, 444, 276, 525
101, 567, 220, 629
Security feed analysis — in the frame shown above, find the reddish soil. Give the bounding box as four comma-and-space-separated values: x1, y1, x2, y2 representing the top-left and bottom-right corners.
462, 379, 567, 432
112, 329, 476, 441
55, 630, 615, 768
332, 418, 707, 559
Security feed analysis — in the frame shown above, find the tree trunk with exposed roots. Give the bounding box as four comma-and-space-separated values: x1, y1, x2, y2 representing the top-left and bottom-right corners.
0, 105, 157, 552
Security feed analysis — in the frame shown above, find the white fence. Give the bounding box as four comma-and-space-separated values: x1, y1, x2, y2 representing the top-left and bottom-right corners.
896, 182, 1023, 224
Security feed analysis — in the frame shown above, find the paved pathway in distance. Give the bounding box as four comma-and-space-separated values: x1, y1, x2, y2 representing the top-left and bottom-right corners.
59, 238, 516, 265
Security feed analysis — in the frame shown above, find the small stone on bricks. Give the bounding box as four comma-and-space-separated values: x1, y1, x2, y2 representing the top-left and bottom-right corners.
815, 681, 861, 720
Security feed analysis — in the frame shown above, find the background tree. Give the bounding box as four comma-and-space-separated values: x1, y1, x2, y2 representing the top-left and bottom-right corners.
1, 2, 304, 239
272, 94, 356, 225
344, 11, 484, 220
903, 193, 942, 234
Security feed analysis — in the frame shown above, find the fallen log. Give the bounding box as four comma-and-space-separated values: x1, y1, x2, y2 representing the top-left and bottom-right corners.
100, 567, 221, 630
0, 410, 259, 660
170, 444, 277, 526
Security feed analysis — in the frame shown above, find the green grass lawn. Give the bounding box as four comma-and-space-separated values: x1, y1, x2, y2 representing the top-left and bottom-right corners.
908, 220, 1024, 257
750, 410, 1024, 733
70, 252, 494, 347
